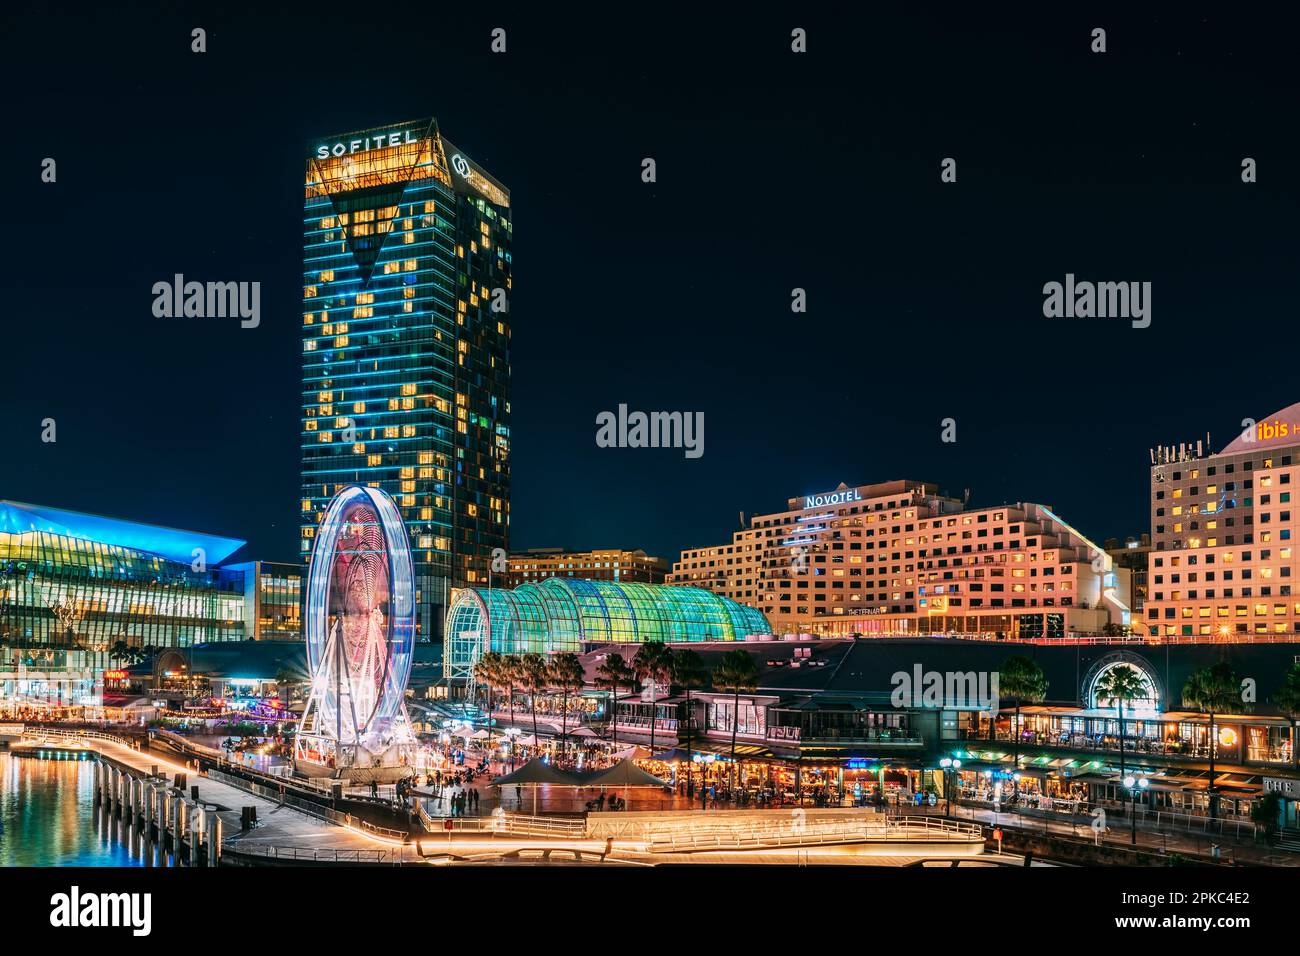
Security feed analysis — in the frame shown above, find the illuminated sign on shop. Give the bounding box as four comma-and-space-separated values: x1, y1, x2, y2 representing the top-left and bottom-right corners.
804, 488, 862, 509
315, 129, 419, 159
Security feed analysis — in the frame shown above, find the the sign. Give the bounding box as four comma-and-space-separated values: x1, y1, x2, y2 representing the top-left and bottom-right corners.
804, 488, 862, 509
1264, 776, 1300, 799
104, 670, 127, 680
450, 153, 471, 178
315, 129, 419, 160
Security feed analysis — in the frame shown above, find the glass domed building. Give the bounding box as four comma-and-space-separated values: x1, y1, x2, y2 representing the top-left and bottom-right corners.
444, 578, 770, 681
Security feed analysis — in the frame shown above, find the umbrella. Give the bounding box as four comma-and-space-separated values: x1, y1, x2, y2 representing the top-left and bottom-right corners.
569, 727, 600, 738
491, 758, 579, 786
582, 760, 669, 788
470, 729, 491, 740
611, 746, 651, 760
491, 758, 583, 815
515, 733, 541, 746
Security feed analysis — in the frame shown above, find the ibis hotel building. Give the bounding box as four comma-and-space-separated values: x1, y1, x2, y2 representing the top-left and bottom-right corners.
1143, 401, 1300, 641
301, 118, 512, 645
669, 480, 1132, 640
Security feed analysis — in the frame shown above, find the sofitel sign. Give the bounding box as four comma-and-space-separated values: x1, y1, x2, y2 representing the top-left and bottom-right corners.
804, 488, 862, 509
315, 129, 419, 159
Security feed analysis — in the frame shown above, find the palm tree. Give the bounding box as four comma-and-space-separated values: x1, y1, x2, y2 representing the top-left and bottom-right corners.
595, 652, 634, 750
109, 639, 131, 668
499, 654, 522, 766
999, 655, 1048, 772
1273, 661, 1300, 771
713, 649, 760, 791
1182, 660, 1245, 819
1094, 664, 1150, 813
473, 651, 504, 744
549, 652, 586, 757
519, 653, 550, 754
633, 642, 674, 755
671, 648, 708, 775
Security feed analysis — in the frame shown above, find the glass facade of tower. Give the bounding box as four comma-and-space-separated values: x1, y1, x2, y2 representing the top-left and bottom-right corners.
301, 119, 511, 647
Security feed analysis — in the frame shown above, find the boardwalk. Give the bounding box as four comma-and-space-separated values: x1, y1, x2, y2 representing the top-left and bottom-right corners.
27, 731, 415, 863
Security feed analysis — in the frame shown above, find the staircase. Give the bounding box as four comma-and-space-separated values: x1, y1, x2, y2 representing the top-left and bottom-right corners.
1278, 827, 1300, 852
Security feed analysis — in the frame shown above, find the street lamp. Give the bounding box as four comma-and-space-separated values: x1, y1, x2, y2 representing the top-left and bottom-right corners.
1123, 775, 1149, 845
939, 757, 962, 817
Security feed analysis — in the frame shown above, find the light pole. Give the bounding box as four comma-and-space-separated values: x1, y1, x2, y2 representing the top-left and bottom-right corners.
939, 757, 962, 818
1123, 775, 1149, 846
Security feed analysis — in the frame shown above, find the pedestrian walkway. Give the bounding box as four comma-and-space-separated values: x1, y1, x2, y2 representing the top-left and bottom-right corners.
904, 801, 1299, 866
81, 736, 409, 860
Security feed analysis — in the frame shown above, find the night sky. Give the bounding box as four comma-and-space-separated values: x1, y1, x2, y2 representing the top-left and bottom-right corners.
2, 5, 1297, 565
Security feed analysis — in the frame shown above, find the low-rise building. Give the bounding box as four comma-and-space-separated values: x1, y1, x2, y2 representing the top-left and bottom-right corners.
506, 548, 669, 586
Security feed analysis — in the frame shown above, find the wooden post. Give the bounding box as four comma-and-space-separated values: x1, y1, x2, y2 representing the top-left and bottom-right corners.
209, 815, 221, 867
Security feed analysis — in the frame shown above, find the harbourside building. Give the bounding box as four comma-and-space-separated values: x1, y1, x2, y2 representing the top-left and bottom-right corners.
668, 480, 1131, 640
301, 117, 511, 647
507, 548, 669, 587
1143, 402, 1300, 641
486, 635, 1300, 829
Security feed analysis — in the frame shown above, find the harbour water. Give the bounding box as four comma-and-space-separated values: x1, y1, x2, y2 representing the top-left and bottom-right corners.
0, 750, 143, 866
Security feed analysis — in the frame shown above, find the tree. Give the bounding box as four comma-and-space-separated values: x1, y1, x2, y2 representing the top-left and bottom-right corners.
1094, 664, 1150, 813
499, 654, 522, 766
109, 639, 131, 668
1272, 661, 1300, 771
473, 651, 505, 746
549, 652, 586, 758
1182, 660, 1245, 819
595, 652, 634, 750
712, 649, 760, 791
671, 648, 708, 778
999, 655, 1048, 772
632, 641, 674, 755
519, 653, 550, 753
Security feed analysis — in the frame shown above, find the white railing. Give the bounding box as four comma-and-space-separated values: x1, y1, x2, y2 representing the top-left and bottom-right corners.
646, 814, 982, 852
20, 727, 136, 750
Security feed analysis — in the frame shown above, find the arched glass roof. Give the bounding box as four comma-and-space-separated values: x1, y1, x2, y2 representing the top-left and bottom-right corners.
444, 578, 770, 678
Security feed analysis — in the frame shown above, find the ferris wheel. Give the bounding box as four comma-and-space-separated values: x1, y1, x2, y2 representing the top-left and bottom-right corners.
295, 485, 415, 781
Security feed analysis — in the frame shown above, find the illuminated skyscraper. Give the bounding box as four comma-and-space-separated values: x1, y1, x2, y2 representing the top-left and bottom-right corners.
301, 118, 511, 646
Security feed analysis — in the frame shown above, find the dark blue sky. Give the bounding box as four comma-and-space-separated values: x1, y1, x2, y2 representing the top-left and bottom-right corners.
2, 5, 1297, 564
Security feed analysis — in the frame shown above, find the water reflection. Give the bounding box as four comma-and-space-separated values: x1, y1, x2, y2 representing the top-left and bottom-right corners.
0, 752, 153, 866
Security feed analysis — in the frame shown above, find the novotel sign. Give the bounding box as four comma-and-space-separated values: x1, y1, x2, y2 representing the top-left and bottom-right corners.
803, 488, 862, 509
315, 129, 419, 159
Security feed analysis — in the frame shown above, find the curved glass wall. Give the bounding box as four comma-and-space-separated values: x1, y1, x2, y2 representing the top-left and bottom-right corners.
444, 578, 769, 679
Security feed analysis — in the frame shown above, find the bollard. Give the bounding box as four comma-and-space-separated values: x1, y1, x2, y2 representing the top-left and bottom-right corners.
209, 815, 221, 867
192, 806, 205, 867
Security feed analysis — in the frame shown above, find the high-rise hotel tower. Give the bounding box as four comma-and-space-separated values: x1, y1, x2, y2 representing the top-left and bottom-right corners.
301, 118, 511, 645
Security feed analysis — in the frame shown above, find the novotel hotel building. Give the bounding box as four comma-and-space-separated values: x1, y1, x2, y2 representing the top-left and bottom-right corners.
300, 119, 512, 647
669, 480, 1132, 640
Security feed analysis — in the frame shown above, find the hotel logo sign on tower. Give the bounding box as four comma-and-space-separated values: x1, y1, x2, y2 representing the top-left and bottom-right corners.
804, 488, 862, 509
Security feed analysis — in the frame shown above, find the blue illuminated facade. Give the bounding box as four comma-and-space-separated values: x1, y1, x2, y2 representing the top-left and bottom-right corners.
0, 500, 269, 712
300, 118, 511, 647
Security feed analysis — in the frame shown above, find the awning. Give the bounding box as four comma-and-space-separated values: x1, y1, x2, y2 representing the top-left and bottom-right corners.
1064, 772, 1114, 785
491, 759, 579, 787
